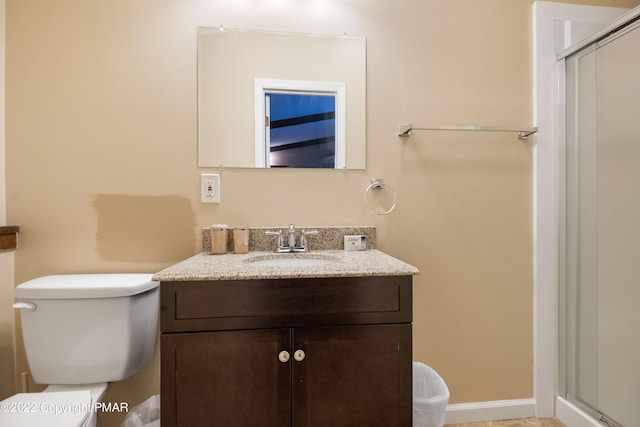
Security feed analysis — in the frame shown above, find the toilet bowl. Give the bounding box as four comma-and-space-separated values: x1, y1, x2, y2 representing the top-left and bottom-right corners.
2, 390, 91, 427
0, 274, 159, 427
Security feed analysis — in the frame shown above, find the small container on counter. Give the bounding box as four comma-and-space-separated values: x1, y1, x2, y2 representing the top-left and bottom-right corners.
210, 224, 229, 255
233, 227, 250, 254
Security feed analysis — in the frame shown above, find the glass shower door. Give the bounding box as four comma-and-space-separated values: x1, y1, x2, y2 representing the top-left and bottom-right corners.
565, 21, 640, 427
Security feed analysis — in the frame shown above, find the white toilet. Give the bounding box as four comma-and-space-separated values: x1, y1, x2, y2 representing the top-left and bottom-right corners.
0, 274, 159, 427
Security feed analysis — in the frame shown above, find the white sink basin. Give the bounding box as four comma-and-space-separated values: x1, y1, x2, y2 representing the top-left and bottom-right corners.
246, 254, 339, 268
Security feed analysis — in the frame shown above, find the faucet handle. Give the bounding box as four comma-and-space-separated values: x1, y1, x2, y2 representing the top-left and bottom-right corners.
265, 230, 284, 250
299, 229, 318, 251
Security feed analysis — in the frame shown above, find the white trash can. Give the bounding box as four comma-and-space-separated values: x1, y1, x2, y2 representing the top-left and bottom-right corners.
120, 395, 160, 427
413, 362, 450, 427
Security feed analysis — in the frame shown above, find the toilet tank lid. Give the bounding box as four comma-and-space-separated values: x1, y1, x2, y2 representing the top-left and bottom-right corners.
15, 274, 158, 299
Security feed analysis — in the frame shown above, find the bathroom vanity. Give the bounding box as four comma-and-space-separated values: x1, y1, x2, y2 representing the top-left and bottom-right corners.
154, 249, 418, 426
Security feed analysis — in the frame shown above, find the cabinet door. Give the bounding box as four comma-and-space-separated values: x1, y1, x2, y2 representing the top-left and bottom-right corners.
161, 329, 291, 427
292, 324, 412, 427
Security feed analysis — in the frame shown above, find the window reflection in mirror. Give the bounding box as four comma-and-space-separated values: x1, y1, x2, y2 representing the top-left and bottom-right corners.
266, 93, 336, 168
254, 78, 346, 168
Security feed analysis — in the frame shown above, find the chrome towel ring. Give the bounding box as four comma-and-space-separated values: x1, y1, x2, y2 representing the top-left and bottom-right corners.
364, 178, 397, 215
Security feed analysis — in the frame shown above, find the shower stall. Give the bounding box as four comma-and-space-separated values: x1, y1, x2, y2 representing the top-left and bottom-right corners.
560, 9, 640, 427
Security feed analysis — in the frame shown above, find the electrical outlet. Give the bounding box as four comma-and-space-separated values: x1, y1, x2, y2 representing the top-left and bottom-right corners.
201, 173, 220, 203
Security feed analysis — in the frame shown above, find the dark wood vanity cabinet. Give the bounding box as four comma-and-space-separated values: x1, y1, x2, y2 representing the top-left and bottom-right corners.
160, 275, 412, 427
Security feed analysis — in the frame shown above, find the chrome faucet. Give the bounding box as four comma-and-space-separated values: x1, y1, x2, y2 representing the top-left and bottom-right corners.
288, 224, 297, 249
265, 224, 318, 253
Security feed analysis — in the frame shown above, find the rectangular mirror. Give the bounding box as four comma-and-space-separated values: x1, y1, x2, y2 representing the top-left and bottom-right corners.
198, 27, 366, 169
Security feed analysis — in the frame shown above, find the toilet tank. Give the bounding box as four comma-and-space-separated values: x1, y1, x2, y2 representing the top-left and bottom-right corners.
14, 274, 159, 385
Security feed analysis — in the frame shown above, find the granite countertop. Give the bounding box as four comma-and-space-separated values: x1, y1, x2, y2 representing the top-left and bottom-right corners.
152, 250, 419, 281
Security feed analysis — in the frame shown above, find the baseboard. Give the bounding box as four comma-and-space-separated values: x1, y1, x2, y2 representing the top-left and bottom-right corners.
556, 397, 601, 427
444, 398, 536, 425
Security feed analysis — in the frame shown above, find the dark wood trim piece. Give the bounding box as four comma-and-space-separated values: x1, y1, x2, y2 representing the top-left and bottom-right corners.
0, 226, 20, 250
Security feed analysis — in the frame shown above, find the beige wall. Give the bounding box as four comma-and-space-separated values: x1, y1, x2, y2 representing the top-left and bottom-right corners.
3, 0, 638, 426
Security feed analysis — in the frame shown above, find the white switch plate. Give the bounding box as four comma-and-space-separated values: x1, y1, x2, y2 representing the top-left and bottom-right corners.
201, 173, 220, 203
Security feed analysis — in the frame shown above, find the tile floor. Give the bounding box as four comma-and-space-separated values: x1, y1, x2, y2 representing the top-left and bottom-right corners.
447, 418, 565, 427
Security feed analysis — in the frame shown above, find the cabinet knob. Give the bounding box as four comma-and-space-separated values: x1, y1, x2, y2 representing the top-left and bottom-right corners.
294, 349, 305, 362
278, 351, 290, 363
